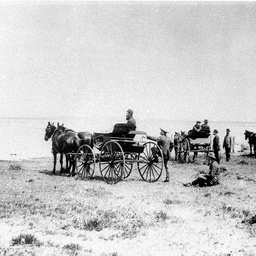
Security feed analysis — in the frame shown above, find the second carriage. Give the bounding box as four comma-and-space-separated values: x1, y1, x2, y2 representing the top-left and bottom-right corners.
75, 124, 165, 184
175, 130, 213, 162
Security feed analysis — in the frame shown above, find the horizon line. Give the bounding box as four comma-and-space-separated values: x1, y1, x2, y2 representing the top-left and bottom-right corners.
0, 116, 256, 124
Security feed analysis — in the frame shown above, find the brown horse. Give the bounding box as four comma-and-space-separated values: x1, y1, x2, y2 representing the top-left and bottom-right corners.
58, 124, 93, 174
244, 130, 256, 156
44, 122, 82, 175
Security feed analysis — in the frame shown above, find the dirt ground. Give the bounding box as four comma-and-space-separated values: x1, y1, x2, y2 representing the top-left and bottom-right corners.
0, 152, 256, 256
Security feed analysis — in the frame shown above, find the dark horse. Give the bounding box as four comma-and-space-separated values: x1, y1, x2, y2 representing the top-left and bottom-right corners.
244, 130, 256, 156
58, 124, 93, 174
174, 132, 183, 161
44, 122, 81, 175
173, 132, 190, 162
44, 122, 93, 175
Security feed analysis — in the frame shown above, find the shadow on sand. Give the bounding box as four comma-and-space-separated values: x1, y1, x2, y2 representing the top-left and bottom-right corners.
39, 170, 106, 182
241, 153, 256, 158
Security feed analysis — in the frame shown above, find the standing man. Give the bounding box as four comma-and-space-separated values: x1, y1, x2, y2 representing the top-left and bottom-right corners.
223, 128, 232, 162
126, 109, 136, 131
213, 129, 220, 164
147, 128, 171, 182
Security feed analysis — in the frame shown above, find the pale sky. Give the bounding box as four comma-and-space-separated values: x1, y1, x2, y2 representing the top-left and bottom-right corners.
0, 1, 256, 122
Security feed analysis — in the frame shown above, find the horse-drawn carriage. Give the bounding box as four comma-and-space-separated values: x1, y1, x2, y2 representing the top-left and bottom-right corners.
174, 129, 212, 162
45, 122, 165, 184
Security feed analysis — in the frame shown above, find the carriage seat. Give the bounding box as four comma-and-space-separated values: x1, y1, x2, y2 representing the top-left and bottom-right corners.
112, 123, 136, 139
187, 129, 210, 140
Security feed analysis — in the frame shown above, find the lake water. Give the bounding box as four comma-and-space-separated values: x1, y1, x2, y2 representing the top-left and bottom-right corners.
1, 117, 256, 160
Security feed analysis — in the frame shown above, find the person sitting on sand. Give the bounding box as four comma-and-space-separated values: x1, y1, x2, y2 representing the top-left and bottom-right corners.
183, 152, 220, 187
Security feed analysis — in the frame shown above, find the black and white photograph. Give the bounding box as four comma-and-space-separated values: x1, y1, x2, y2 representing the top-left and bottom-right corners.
0, 1, 256, 255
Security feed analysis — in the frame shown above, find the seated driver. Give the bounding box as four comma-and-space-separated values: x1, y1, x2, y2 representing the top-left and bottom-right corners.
126, 109, 136, 131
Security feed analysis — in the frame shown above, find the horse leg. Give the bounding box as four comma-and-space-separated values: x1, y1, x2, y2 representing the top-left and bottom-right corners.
65, 154, 71, 174
66, 154, 75, 176
59, 154, 63, 175
65, 154, 69, 173
174, 148, 177, 161
53, 152, 57, 174
66, 154, 75, 177
71, 155, 76, 176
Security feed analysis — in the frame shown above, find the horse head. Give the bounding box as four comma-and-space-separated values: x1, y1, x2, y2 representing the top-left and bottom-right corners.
174, 132, 185, 145
44, 122, 56, 141
57, 123, 75, 133
57, 123, 66, 132
244, 130, 251, 140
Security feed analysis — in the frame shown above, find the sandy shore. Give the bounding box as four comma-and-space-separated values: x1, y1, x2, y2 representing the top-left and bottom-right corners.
0, 152, 256, 256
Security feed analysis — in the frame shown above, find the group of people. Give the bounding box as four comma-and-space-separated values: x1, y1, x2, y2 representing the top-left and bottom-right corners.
193, 119, 210, 132
125, 109, 232, 187
190, 120, 232, 163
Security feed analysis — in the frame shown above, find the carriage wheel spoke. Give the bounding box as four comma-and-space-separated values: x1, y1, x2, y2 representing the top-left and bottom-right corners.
145, 165, 150, 181
114, 165, 121, 179
151, 162, 162, 171
139, 155, 150, 162
110, 167, 114, 181
101, 163, 110, 173
139, 163, 148, 175
104, 166, 111, 179
150, 165, 159, 179
76, 162, 84, 170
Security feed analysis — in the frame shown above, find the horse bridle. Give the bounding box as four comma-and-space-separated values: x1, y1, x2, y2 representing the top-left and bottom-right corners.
45, 125, 55, 139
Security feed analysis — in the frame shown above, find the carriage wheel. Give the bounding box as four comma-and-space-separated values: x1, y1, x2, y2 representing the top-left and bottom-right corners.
76, 144, 95, 180
183, 138, 190, 163
137, 142, 163, 183
99, 141, 125, 184
116, 153, 136, 179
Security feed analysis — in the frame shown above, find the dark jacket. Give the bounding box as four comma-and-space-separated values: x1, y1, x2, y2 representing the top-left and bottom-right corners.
213, 134, 220, 151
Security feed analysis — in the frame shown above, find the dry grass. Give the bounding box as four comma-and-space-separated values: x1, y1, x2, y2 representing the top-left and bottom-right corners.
0, 154, 256, 255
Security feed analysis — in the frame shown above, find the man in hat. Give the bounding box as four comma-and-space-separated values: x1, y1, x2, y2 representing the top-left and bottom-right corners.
147, 128, 172, 182
193, 121, 202, 132
201, 119, 210, 131
183, 152, 220, 187
223, 128, 232, 161
126, 109, 136, 130
213, 129, 220, 164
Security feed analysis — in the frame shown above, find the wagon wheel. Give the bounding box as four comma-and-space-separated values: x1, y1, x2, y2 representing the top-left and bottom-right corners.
75, 144, 95, 180
183, 138, 190, 163
119, 153, 136, 179
99, 141, 125, 184
137, 141, 163, 183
